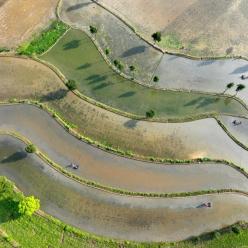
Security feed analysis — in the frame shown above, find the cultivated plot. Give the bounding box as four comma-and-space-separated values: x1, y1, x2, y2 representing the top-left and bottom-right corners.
0, 0, 59, 48
59, 0, 162, 83
99, 0, 248, 58
1, 136, 248, 242
40, 29, 248, 120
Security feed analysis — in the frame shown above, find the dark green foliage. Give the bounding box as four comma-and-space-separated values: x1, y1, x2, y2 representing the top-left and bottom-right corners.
0, 47, 10, 53
232, 226, 241, 234
17, 21, 68, 56
146, 110, 155, 118
113, 59, 124, 71
89, 25, 98, 34
25, 144, 36, 153
236, 84, 246, 92
227, 82, 234, 89
151, 32, 162, 43
153, 76, 159, 82
105, 48, 110, 55
129, 65, 136, 72
66, 79, 77, 90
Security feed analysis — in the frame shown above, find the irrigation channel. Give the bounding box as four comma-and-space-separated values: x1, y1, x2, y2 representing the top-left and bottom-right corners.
1, 135, 248, 242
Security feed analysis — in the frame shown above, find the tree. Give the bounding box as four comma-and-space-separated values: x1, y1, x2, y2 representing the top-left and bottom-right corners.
151, 32, 162, 43
235, 84, 246, 95
223, 82, 234, 93
113, 59, 124, 71
66, 79, 77, 90
129, 65, 136, 79
153, 76, 159, 82
25, 144, 36, 153
89, 25, 97, 35
18, 196, 40, 216
105, 48, 110, 55
146, 110, 155, 118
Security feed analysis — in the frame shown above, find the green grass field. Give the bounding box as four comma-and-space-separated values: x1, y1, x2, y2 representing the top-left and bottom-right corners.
0, 176, 247, 248
41, 29, 248, 120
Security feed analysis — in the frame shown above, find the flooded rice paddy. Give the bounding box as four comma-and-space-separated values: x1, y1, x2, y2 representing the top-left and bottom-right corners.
1, 135, 248, 242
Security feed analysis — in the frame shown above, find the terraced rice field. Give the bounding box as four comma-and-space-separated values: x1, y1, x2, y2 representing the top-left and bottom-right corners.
1, 135, 248, 242
40, 29, 248, 120
98, 0, 248, 58
1, 0, 248, 246
1, 104, 248, 193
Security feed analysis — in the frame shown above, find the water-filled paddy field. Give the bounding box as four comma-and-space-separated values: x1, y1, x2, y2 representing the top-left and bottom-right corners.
1, 104, 248, 193
41, 29, 248, 120
1, 135, 248, 242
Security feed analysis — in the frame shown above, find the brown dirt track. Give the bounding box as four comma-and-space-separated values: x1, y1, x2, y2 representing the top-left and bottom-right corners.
99, 0, 248, 57
0, 0, 59, 48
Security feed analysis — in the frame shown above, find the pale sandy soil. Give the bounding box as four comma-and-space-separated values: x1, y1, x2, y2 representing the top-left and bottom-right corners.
0, 0, 59, 48
98, 0, 248, 57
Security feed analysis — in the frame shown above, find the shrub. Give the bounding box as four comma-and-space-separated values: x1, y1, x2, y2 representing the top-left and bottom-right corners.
25, 144, 36, 153
66, 79, 77, 90
146, 110, 155, 118
18, 196, 40, 216
89, 25, 98, 35
152, 32, 162, 43
232, 226, 241, 234
105, 48, 110, 55
153, 76, 159, 82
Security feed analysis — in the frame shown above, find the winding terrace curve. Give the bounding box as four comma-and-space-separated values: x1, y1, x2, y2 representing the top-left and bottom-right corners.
1, 135, 248, 242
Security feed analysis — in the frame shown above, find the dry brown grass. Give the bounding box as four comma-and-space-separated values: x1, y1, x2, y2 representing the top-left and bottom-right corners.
0, 0, 59, 48
99, 0, 248, 57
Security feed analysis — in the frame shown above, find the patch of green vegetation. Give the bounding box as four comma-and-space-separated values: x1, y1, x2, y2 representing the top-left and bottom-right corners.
0, 47, 10, 53
0, 176, 247, 248
25, 144, 36, 153
40, 29, 248, 120
161, 34, 183, 49
17, 21, 69, 56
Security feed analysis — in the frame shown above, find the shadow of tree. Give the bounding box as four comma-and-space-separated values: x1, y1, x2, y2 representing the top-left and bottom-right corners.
41, 89, 68, 102
93, 82, 113, 90
124, 120, 139, 129
1, 151, 27, 164
118, 91, 136, 98
231, 64, 248, 74
66, 2, 92, 12
121, 46, 147, 58
63, 40, 81, 50
77, 63, 91, 70
0, 198, 20, 223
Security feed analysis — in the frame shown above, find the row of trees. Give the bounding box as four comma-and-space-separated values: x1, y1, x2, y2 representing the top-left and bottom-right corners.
224, 82, 246, 95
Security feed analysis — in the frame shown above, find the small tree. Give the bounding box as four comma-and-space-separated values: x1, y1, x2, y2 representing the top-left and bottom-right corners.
66, 79, 77, 90
152, 32, 162, 43
113, 59, 124, 71
25, 144, 36, 153
18, 196, 40, 216
105, 48, 110, 55
146, 110, 155, 118
129, 65, 136, 79
89, 25, 98, 37
223, 82, 234, 93
153, 76, 159, 82
235, 84, 245, 95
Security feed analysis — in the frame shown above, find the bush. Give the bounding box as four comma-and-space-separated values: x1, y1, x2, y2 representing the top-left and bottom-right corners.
25, 144, 36, 153
232, 226, 241, 234
18, 196, 40, 216
66, 79, 77, 90
146, 110, 155, 118
90, 25, 98, 34
153, 76, 159, 82
105, 48, 110, 55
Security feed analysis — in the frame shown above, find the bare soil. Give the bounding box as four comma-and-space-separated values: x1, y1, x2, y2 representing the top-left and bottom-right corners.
0, 0, 59, 48
99, 0, 248, 57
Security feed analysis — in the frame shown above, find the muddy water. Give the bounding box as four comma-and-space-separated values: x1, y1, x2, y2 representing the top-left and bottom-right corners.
1, 135, 248, 242
0, 104, 248, 193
